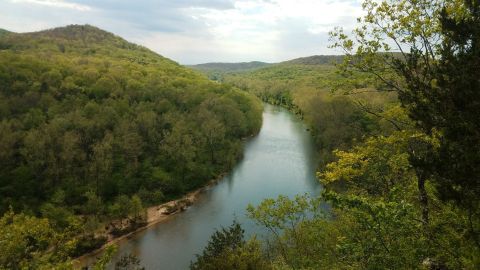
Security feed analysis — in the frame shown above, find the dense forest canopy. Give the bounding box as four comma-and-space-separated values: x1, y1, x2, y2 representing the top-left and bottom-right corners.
189, 61, 273, 82
200, 55, 396, 165
0, 24, 262, 268
189, 61, 271, 73
280, 55, 344, 65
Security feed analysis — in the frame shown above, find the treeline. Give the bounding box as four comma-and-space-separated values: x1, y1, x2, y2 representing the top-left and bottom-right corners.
219, 58, 389, 165
0, 25, 262, 268
193, 0, 479, 269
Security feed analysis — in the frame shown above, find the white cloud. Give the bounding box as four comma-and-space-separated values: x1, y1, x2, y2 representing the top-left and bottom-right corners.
11, 0, 92, 11
167, 0, 362, 62
2, 0, 363, 63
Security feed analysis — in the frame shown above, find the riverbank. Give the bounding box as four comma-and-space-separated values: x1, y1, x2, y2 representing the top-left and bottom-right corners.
74, 173, 226, 267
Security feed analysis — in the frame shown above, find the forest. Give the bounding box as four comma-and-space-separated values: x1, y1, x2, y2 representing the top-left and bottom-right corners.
197, 55, 390, 165
0, 25, 262, 268
191, 0, 480, 269
1, 0, 479, 269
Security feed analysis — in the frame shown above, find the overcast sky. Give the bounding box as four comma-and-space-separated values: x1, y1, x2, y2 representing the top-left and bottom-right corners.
0, 0, 363, 64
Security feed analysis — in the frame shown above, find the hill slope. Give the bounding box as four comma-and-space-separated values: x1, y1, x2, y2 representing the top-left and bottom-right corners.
0, 29, 11, 38
190, 55, 344, 81
0, 24, 262, 264
205, 55, 343, 104
280, 55, 344, 65
195, 54, 389, 166
189, 61, 271, 72
189, 61, 272, 81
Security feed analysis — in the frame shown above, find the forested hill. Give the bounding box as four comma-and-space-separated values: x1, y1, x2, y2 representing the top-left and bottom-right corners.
0, 24, 262, 266
190, 55, 345, 82
0, 29, 11, 38
189, 61, 271, 81
0, 25, 175, 64
200, 54, 343, 106
191, 55, 343, 74
189, 61, 271, 72
196, 54, 390, 166
279, 55, 344, 65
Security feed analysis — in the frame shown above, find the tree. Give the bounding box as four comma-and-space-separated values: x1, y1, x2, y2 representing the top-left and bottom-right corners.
93, 245, 117, 270
130, 195, 145, 223
0, 210, 56, 269
109, 195, 132, 221
425, 0, 480, 235
90, 132, 114, 195
115, 120, 143, 175
322, 131, 414, 197
190, 221, 270, 270
330, 0, 480, 249
161, 119, 196, 184
84, 190, 104, 218
198, 110, 225, 165
115, 253, 145, 270
330, 0, 439, 225
40, 190, 75, 230
0, 120, 18, 166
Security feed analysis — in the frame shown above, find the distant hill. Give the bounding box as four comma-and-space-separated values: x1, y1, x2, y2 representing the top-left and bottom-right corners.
188, 61, 271, 81
190, 56, 344, 81
0, 29, 12, 38
191, 55, 343, 77
0, 25, 168, 62
189, 61, 271, 73
192, 55, 344, 72
280, 55, 344, 65
23, 24, 119, 42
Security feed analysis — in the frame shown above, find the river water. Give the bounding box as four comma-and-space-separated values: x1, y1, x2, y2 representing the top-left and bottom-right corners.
100, 104, 321, 269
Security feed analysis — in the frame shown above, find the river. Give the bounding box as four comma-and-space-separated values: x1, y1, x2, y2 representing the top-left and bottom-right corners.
97, 104, 321, 269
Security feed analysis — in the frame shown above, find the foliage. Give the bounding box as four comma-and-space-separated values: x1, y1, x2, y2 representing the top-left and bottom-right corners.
190, 61, 272, 81
114, 254, 145, 270
0, 24, 262, 267
425, 0, 480, 214
245, 130, 477, 269
0, 25, 262, 212
330, 0, 480, 254
0, 209, 54, 269
200, 57, 395, 166
93, 245, 117, 270
190, 222, 270, 270
247, 195, 337, 269
0, 209, 81, 269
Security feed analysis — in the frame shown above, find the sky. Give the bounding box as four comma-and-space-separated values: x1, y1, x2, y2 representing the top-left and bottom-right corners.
0, 0, 363, 64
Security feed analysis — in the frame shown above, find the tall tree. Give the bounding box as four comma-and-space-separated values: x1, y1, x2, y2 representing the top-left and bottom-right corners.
330, 0, 444, 226
429, 0, 480, 246
328, 0, 480, 266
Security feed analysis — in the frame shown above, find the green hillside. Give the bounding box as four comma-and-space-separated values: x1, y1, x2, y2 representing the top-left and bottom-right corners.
197, 57, 395, 165
192, 56, 345, 106
280, 55, 344, 65
190, 61, 271, 72
0, 24, 262, 266
0, 29, 11, 38
189, 61, 272, 81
